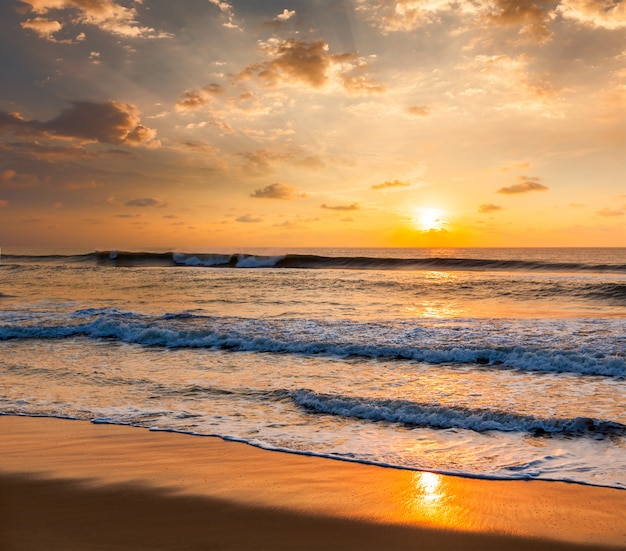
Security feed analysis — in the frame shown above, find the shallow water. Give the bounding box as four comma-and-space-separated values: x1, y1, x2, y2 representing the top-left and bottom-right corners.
1, 248, 624, 488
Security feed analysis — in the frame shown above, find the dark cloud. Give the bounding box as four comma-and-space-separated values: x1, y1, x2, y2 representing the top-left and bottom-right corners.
478, 203, 504, 213
0, 101, 159, 147
236, 214, 262, 223
321, 203, 359, 211
125, 197, 165, 207
251, 183, 305, 199
372, 179, 411, 190
497, 176, 549, 194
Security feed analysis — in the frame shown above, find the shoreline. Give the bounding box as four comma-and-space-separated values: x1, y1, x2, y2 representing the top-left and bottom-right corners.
1, 415, 624, 550
16, 415, 626, 492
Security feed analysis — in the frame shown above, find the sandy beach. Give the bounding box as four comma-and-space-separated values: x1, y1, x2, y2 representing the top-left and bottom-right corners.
0, 416, 623, 551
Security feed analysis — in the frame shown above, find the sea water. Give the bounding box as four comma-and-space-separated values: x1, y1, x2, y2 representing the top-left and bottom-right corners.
0, 248, 624, 488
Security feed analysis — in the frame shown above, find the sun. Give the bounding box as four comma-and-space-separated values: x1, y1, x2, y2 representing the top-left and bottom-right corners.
413, 207, 444, 231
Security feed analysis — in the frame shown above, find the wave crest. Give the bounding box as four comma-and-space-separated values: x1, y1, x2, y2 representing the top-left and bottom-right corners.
292, 390, 626, 437
2, 250, 624, 273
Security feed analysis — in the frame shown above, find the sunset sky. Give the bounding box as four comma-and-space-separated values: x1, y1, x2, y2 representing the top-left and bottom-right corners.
0, 0, 624, 249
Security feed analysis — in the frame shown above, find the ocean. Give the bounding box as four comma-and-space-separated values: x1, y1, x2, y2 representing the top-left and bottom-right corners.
1, 247, 624, 489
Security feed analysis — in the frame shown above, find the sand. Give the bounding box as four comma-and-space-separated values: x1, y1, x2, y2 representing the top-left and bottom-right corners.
0, 416, 624, 550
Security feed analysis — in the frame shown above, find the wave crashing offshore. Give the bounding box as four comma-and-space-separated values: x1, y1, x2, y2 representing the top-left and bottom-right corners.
1, 250, 624, 273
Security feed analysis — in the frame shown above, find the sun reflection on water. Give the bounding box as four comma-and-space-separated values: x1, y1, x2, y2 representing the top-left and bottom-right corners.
405, 299, 464, 318
402, 471, 468, 530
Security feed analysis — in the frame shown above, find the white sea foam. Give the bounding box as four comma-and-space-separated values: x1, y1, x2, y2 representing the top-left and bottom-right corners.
0, 310, 624, 377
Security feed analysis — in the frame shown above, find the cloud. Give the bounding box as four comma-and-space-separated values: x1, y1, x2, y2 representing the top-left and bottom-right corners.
0, 140, 134, 160
355, 0, 559, 42
239, 38, 383, 94
478, 203, 504, 213
484, 0, 555, 43
250, 183, 305, 199
295, 156, 325, 170
20, 17, 65, 42
276, 9, 295, 21
19, 0, 170, 39
125, 197, 166, 207
321, 203, 359, 211
469, 54, 560, 107
236, 214, 262, 223
0, 101, 159, 147
405, 105, 430, 117
64, 179, 99, 190
0, 200, 8, 207
238, 148, 292, 176
558, 0, 626, 30
596, 207, 625, 217
208, 0, 240, 30
342, 75, 386, 94
497, 176, 549, 194
240, 39, 352, 89
372, 179, 411, 190
354, 0, 456, 33
175, 84, 225, 111
0, 169, 39, 188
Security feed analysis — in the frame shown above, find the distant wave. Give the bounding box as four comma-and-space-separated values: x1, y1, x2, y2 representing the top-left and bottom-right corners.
1, 309, 623, 377
1, 250, 624, 273
292, 389, 626, 438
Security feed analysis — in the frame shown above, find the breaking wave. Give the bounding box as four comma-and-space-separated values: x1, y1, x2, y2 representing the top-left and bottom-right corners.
0, 309, 623, 377
292, 389, 626, 437
2, 250, 624, 273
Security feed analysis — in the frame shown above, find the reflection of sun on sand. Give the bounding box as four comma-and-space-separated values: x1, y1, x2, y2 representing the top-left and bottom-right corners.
1, 416, 624, 551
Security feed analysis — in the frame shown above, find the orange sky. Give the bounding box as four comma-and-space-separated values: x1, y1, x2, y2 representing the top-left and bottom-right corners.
0, 0, 624, 249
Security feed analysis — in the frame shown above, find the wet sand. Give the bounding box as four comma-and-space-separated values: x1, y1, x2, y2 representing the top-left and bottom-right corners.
0, 416, 624, 550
